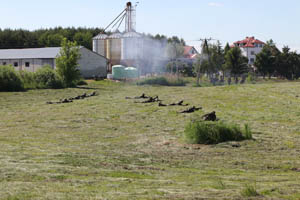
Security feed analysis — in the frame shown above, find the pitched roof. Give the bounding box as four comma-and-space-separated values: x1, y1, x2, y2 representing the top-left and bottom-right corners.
0, 47, 61, 59
0, 47, 108, 60
233, 37, 265, 48
183, 46, 198, 59
184, 46, 193, 55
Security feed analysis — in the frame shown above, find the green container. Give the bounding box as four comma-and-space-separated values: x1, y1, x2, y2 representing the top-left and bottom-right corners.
112, 65, 126, 80
125, 67, 139, 79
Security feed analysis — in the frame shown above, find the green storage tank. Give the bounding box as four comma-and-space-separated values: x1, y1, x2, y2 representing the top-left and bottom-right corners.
112, 65, 126, 80
125, 67, 139, 79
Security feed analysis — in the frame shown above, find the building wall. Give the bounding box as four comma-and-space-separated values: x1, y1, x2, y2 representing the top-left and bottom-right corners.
0, 58, 55, 72
241, 47, 263, 64
78, 47, 107, 78
0, 47, 107, 78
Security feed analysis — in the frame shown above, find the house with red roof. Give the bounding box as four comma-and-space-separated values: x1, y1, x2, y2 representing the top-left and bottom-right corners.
183, 46, 198, 59
231, 36, 265, 65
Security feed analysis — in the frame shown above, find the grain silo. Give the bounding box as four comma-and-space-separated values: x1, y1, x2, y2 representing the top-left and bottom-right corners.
92, 33, 107, 57
93, 2, 168, 74
122, 31, 143, 61
108, 31, 122, 67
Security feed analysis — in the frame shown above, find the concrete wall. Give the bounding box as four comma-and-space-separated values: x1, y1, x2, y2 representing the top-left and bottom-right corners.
78, 47, 107, 78
0, 58, 55, 72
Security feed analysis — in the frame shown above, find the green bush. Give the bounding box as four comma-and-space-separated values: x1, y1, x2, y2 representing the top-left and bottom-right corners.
34, 66, 63, 89
19, 70, 37, 89
76, 78, 88, 86
184, 121, 252, 144
241, 184, 260, 197
0, 65, 24, 91
137, 76, 187, 86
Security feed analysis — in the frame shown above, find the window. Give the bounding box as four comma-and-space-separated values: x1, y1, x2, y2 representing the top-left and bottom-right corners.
250, 58, 255, 63
14, 62, 18, 67
25, 62, 30, 67
251, 51, 255, 55
2, 62, 6, 65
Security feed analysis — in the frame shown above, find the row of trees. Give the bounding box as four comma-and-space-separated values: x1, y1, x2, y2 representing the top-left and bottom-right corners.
0, 27, 102, 50
0, 28, 186, 51
164, 38, 250, 85
192, 41, 249, 85
181, 39, 300, 85
255, 40, 300, 80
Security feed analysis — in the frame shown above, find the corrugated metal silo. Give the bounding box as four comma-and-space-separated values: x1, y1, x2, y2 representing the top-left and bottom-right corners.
92, 34, 107, 57
108, 31, 123, 66
122, 31, 143, 61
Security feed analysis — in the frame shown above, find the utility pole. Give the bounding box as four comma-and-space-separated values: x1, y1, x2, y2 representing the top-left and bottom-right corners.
195, 38, 215, 86
199, 38, 214, 55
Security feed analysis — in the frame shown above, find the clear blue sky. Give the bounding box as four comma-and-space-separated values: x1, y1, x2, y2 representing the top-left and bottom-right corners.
1, 0, 300, 51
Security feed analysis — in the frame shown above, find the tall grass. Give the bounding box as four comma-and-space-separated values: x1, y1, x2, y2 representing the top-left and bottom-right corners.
241, 184, 260, 197
137, 76, 187, 86
184, 121, 252, 144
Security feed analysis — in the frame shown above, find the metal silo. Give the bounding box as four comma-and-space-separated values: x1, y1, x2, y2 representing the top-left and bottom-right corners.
122, 31, 143, 61
108, 31, 123, 66
92, 34, 107, 57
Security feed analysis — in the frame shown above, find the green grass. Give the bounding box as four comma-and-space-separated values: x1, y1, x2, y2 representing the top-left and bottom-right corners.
0, 80, 300, 199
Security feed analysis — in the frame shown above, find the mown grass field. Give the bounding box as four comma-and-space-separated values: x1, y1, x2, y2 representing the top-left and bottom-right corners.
0, 80, 300, 200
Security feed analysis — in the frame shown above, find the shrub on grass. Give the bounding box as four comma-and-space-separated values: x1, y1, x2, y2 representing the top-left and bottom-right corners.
184, 121, 252, 144
76, 78, 88, 86
19, 70, 37, 89
241, 184, 260, 197
137, 76, 187, 86
0, 65, 24, 91
34, 65, 63, 89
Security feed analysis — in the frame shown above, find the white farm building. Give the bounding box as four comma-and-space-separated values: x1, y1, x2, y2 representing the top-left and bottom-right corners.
0, 47, 108, 78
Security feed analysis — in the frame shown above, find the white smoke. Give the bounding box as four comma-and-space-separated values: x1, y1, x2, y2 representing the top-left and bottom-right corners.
121, 34, 170, 74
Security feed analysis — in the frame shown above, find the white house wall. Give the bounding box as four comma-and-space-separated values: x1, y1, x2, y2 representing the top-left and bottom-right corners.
241, 47, 263, 64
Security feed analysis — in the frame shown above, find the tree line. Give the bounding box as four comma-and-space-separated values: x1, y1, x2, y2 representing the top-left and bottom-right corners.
0, 28, 186, 50
0, 27, 103, 50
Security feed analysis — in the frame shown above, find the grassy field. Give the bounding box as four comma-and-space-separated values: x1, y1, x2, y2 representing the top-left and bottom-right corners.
0, 80, 300, 200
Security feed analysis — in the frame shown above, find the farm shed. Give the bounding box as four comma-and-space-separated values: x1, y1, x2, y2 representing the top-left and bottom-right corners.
0, 47, 108, 78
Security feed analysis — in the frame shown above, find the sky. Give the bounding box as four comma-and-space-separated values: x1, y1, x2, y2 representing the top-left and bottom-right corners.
1, 0, 300, 52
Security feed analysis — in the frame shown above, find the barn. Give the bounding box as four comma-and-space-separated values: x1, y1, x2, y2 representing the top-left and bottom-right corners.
0, 47, 108, 78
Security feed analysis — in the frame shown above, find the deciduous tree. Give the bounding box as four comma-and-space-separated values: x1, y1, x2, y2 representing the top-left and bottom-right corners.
56, 38, 81, 87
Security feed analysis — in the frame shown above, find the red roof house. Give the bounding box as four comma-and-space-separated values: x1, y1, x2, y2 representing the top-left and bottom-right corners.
233, 36, 265, 48
183, 46, 199, 59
